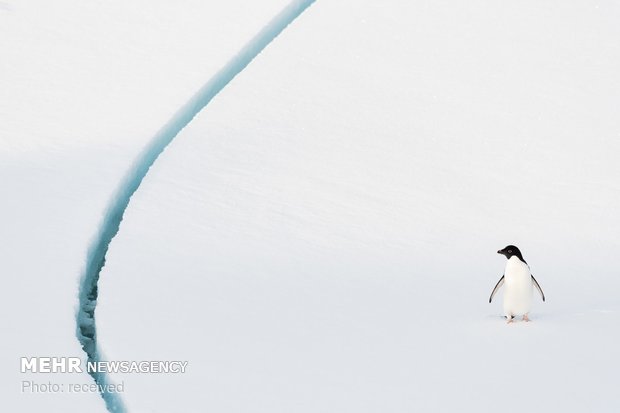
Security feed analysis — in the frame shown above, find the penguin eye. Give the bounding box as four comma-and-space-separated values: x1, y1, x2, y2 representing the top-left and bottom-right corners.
508, 250, 512, 253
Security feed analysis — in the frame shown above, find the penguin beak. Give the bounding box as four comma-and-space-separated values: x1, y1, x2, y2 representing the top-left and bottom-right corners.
497, 250, 502, 254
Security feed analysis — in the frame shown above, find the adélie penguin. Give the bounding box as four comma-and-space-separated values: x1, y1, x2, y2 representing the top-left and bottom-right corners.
489, 245, 545, 323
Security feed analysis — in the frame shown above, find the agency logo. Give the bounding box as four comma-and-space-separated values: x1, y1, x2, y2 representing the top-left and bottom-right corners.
20, 357, 188, 374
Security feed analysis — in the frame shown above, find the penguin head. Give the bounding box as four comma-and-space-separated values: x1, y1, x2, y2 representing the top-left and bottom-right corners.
497, 245, 526, 263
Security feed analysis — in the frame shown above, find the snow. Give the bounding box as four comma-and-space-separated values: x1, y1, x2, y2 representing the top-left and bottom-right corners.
1, 0, 292, 411
3, 0, 620, 412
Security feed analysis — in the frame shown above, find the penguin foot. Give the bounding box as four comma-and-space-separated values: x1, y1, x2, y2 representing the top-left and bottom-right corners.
523, 314, 530, 322
506, 316, 514, 324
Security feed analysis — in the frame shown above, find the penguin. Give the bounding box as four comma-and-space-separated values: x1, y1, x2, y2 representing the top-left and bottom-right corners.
489, 245, 545, 323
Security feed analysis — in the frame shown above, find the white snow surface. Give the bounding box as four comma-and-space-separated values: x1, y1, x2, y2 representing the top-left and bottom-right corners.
1, 0, 289, 411
3, 0, 620, 412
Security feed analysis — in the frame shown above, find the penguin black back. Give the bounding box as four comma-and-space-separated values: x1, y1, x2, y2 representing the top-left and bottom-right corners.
497, 245, 527, 264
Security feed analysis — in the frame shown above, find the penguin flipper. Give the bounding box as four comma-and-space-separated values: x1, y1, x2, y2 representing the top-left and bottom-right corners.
489, 275, 505, 303
531, 275, 545, 302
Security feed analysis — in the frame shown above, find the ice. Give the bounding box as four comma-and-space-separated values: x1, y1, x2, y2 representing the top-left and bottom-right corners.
2, 0, 619, 412
1, 0, 291, 411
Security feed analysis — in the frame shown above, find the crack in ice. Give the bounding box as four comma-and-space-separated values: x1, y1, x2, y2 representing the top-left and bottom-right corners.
75, 1, 316, 411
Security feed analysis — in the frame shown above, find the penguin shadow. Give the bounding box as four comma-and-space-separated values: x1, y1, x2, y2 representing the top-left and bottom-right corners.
486, 309, 618, 324
485, 314, 541, 324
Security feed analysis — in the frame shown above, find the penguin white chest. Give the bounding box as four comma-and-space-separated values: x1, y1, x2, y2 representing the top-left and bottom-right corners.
502, 256, 533, 316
